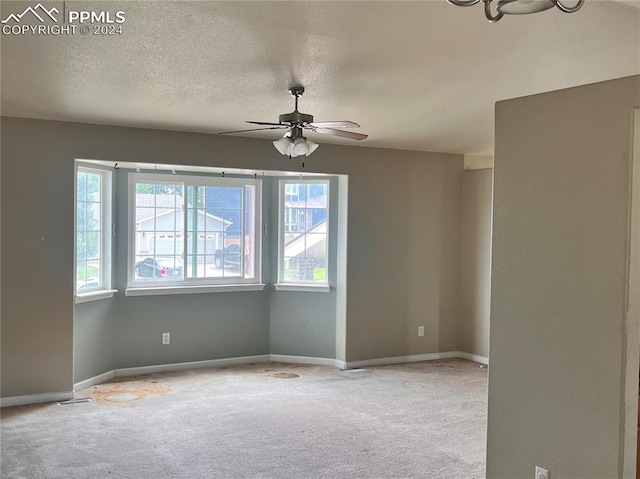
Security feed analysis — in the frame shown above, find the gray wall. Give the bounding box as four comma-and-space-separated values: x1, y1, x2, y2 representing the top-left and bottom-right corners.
269, 177, 338, 359
1, 127, 75, 396
345, 159, 463, 360
487, 75, 640, 478
74, 300, 115, 382
109, 169, 271, 372
1, 117, 463, 397
460, 169, 492, 358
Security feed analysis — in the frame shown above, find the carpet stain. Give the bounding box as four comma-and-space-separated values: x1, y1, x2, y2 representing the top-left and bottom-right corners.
267, 372, 300, 379
81, 382, 171, 404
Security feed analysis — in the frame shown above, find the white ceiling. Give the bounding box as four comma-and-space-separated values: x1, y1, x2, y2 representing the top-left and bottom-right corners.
1, 0, 639, 156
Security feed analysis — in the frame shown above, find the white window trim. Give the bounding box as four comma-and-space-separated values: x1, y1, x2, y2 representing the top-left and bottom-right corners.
75, 289, 118, 304
125, 283, 265, 296
75, 164, 114, 299
278, 179, 330, 286
127, 173, 262, 291
274, 283, 331, 293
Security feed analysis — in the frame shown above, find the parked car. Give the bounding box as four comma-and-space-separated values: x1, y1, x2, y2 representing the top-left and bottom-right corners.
136, 257, 184, 278
213, 243, 242, 269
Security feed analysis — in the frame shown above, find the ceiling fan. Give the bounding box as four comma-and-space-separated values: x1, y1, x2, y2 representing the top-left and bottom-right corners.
218, 86, 368, 158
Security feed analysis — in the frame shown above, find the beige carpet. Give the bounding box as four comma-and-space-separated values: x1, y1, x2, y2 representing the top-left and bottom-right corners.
1, 358, 487, 479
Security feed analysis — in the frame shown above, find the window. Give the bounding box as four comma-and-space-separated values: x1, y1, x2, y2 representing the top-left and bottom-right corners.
128, 174, 261, 291
278, 180, 329, 287
75, 166, 113, 297
284, 183, 300, 198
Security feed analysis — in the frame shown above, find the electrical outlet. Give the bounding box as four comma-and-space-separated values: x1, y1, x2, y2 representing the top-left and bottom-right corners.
535, 466, 549, 479
418, 326, 424, 337
162, 332, 170, 345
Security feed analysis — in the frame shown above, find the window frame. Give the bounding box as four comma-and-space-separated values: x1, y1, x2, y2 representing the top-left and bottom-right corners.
277, 179, 330, 291
75, 164, 115, 302
127, 173, 262, 291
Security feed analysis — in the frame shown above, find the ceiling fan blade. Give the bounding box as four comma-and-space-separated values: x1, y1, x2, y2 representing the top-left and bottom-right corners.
246, 121, 287, 126
218, 126, 288, 135
309, 121, 361, 128
311, 128, 368, 140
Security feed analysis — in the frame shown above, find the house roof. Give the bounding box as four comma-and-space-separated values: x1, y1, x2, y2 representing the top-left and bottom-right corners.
135, 194, 182, 224
135, 194, 231, 227
284, 221, 327, 258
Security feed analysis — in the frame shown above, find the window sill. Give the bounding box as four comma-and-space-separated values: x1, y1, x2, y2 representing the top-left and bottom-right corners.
75, 289, 118, 304
125, 283, 266, 297
274, 283, 331, 293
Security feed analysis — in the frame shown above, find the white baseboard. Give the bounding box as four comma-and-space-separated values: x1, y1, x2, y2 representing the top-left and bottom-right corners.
74, 370, 116, 392
12, 351, 488, 407
1, 391, 74, 408
269, 354, 337, 368
345, 351, 461, 369
334, 359, 347, 369
458, 351, 489, 365
114, 354, 270, 377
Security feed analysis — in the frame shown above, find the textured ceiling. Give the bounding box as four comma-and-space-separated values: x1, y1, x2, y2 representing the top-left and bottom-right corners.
1, 0, 639, 156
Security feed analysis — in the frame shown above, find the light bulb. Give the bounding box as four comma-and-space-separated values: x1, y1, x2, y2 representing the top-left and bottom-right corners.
273, 135, 292, 156
291, 137, 310, 157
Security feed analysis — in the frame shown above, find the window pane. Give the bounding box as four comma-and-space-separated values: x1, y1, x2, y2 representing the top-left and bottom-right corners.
207, 209, 226, 233
194, 185, 205, 208
86, 173, 101, 202
131, 176, 260, 286
244, 189, 254, 280
308, 184, 328, 207
76, 262, 87, 281
206, 186, 223, 209
86, 232, 101, 260
76, 168, 110, 293
281, 181, 329, 284
134, 181, 184, 281
85, 260, 101, 287
77, 172, 87, 201
77, 232, 87, 261
283, 256, 327, 282
76, 203, 86, 231
87, 203, 101, 231
135, 183, 152, 194
307, 208, 327, 230
135, 255, 183, 280
224, 187, 242, 209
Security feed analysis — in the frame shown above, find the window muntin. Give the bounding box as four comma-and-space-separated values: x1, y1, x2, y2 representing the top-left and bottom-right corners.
76, 166, 111, 293
129, 174, 261, 287
279, 180, 329, 284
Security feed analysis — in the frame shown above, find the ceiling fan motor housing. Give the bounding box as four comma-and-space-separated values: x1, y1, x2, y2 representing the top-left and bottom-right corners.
279, 111, 314, 125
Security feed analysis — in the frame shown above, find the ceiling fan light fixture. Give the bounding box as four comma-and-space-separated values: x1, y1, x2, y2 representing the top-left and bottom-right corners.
273, 135, 319, 158
306, 139, 319, 156
291, 137, 309, 157
273, 135, 292, 156
497, 0, 555, 14
446, 0, 584, 22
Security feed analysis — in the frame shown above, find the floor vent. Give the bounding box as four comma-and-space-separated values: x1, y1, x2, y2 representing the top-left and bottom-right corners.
58, 398, 93, 405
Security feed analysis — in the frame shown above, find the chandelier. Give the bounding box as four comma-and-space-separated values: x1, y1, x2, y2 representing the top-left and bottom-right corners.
447, 0, 584, 23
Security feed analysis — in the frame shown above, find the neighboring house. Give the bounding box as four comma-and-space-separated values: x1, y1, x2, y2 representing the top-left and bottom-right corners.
136, 194, 231, 261
283, 191, 328, 236
204, 186, 246, 242
283, 220, 327, 281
